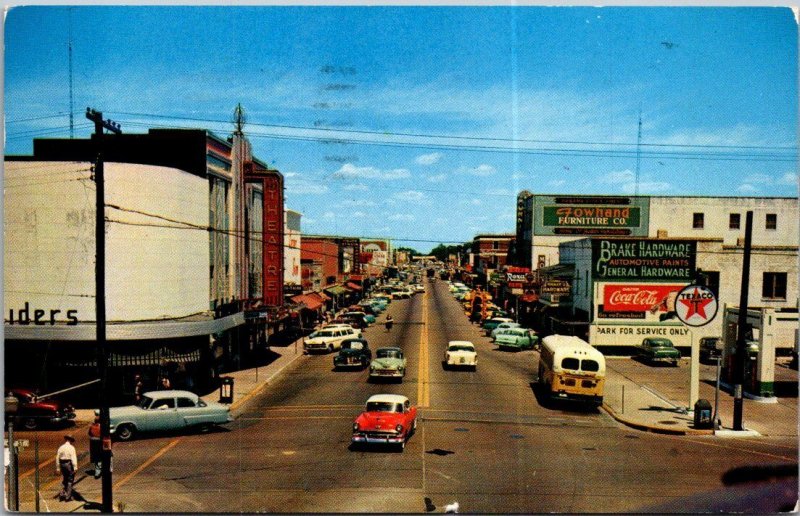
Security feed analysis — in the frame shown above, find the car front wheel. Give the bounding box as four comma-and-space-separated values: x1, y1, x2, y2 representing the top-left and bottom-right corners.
116, 424, 135, 441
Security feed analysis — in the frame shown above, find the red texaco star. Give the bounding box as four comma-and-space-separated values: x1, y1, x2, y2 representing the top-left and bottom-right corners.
680, 288, 713, 319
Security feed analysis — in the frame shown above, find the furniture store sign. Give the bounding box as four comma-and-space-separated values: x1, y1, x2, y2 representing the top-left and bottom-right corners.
590, 323, 693, 346
592, 239, 696, 281
533, 195, 649, 236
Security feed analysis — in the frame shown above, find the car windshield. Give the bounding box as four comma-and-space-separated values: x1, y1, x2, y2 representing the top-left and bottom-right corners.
650, 339, 673, 347
449, 345, 474, 352
376, 349, 401, 359
343, 341, 364, 350
135, 395, 154, 409
366, 401, 403, 413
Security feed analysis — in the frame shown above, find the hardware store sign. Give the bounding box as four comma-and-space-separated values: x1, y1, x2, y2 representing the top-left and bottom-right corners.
592, 239, 695, 281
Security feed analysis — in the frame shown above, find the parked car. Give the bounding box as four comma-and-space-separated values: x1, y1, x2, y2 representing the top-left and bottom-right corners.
346, 311, 375, 325
351, 394, 417, 451
369, 347, 407, 381
495, 328, 538, 351
443, 341, 478, 370
412, 284, 425, 293
490, 322, 521, 340
636, 338, 681, 366
304, 327, 352, 353
341, 313, 369, 329
322, 324, 363, 339
333, 338, 372, 369
108, 390, 232, 441
482, 317, 514, 335
5, 388, 75, 430
699, 337, 723, 362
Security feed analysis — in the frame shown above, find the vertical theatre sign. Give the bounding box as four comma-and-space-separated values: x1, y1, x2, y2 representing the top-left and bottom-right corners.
592, 239, 696, 281
248, 170, 284, 307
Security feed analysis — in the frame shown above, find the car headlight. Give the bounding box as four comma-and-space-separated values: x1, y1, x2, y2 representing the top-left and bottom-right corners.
395, 424, 403, 433
353, 422, 359, 431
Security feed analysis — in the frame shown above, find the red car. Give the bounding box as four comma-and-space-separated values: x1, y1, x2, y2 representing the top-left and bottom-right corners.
6, 388, 76, 430
352, 394, 417, 451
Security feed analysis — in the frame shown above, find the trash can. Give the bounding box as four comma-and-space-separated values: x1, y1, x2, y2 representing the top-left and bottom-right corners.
693, 398, 713, 429
219, 376, 234, 404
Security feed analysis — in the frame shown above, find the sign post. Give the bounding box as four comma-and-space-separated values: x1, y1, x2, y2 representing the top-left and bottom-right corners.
675, 284, 719, 411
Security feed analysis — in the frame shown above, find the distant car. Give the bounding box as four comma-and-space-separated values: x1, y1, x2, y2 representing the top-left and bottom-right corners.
5, 388, 75, 430
351, 394, 417, 451
495, 328, 538, 351
699, 337, 723, 362
369, 347, 407, 381
483, 317, 514, 335
490, 322, 521, 339
334, 338, 372, 369
443, 341, 477, 370
346, 311, 375, 325
341, 313, 369, 329
304, 327, 352, 353
636, 337, 681, 366
413, 284, 425, 292
108, 390, 232, 441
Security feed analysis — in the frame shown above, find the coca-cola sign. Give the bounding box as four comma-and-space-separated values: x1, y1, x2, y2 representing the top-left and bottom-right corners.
602, 284, 684, 312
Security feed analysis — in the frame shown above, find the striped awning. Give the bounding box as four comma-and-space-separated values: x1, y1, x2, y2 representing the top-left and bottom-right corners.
324, 285, 348, 296
345, 282, 363, 291
314, 291, 331, 302
62, 347, 203, 368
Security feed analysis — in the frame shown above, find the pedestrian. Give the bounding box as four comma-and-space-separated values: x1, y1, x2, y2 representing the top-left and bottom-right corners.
56, 434, 77, 502
88, 416, 102, 479
385, 315, 394, 332
159, 376, 171, 390
133, 374, 144, 402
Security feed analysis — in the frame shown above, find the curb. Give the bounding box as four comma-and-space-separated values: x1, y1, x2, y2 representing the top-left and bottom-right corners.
226, 346, 306, 416
601, 403, 714, 436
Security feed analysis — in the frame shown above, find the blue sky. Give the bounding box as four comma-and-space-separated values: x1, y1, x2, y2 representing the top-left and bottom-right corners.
5, 6, 798, 252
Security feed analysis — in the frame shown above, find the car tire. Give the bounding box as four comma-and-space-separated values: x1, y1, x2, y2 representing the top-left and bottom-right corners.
21, 417, 38, 431
328, 344, 335, 353
116, 424, 135, 442
411, 418, 417, 435
198, 423, 214, 433
398, 439, 405, 452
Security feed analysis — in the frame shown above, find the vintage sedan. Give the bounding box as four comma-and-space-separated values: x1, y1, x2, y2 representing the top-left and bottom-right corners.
443, 341, 477, 370
333, 338, 372, 369
482, 317, 515, 335
351, 394, 417, 451
490, 322, 521, 340
369, 347, 407, 381
108, 390, 232, 441
6, 388, 75, 430
636, 338, 681, 366
495, 328, 538, 351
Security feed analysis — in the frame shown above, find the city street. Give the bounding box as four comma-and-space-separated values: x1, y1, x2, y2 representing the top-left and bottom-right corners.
11, 279, 797, 513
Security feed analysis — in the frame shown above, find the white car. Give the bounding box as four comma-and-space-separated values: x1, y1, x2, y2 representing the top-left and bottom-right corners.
323, 323, 363, 339
305, 327, 353, 353
443, 341, 477, 370
412, 284, 425, 292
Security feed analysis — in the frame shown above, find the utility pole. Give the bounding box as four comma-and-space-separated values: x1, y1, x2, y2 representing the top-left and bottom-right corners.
733, 210, 753, 431
86, 108, 121, 513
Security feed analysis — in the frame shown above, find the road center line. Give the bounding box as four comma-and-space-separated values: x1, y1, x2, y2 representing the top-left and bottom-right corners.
418, 291, 430, 408
114, 438, 180, 490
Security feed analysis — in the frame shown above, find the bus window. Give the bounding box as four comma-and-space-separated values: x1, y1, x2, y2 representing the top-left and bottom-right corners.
581, 360, 600, 372
561, 357, 579, 370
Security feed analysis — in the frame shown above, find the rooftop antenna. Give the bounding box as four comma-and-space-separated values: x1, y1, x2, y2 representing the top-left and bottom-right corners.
635, 104, 642, 196
68, 7, 74, 138
233, 103, 246, 135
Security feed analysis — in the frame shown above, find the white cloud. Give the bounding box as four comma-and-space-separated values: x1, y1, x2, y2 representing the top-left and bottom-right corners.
341, 199, 376, 207
549, 179, 566, 188
737, 184, 759, 194
344, 184, 369, 191
778, 172, 799, 185
428, 173, 447, 183
284, 178, 329, 195
333, 163, 411, 181
352, 211, 367, 218
600, 169, 635, 184
415, 152, 442, 165
323, 211, 336, 220
303, 217, 316, 225
621, 181, 671, 194
470, 198, 482, 206
393, 190, 426, 202
388, 214, 415, 221
461, 164, 496, 177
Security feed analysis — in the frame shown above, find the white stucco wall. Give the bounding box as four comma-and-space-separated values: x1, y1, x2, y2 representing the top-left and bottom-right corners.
4, 161, 209, 324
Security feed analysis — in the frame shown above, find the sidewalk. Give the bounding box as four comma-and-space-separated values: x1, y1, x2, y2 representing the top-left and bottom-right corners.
601, 357, 799, 437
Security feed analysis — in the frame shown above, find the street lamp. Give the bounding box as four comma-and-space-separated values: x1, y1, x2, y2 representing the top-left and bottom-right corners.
5, 393, 18, 511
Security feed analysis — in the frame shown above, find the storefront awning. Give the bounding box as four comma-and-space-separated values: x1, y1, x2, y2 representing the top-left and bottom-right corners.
291, 294, 323, 311
62, 347, 203, 368
314, 291, 331, 302
345, 282, 363, 291
324, 285, 348, 296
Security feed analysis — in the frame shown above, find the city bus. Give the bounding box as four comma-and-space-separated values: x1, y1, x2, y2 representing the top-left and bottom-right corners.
537, 335, 605, 407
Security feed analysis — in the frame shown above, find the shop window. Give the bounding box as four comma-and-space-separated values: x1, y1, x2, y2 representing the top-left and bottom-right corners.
729, 213, 740, 230
762, 272, 787, 300
766, 213, 777, 230
693, 212, 704, 229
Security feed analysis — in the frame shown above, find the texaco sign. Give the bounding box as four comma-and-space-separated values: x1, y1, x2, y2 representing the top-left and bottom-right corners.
675, 284, 718, 327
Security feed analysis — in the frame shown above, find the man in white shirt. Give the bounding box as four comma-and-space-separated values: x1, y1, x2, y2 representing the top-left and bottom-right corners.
55, 434, 77, 502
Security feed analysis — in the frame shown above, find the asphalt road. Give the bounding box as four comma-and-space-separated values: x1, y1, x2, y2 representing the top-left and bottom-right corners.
11, 279, 799, 513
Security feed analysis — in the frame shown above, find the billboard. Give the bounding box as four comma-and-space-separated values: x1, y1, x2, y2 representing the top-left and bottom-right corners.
591, 239, 695, 281
598, 283, 685, 320
533, 195, 649, 236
